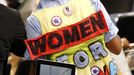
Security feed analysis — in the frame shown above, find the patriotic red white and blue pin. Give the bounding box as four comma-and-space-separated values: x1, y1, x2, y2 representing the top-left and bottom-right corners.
63, 6, 73, 16
51, 16, 62, 26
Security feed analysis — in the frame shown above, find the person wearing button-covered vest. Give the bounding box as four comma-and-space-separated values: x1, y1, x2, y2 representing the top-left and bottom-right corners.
25, 0, 123, 75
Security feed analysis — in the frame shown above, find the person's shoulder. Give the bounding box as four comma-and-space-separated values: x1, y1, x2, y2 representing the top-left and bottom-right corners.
0, 4, 6, 8
0, 4, 20, 16
0, 4, 8, 11
9, 8, 20, 16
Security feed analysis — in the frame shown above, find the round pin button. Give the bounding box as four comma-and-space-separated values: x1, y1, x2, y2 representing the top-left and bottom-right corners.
51, 16, 62, 26
63, 6, 73, 16
91, 66, 100, 75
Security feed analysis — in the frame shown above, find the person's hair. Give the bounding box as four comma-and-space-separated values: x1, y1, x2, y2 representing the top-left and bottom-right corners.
6, 0, 21, 9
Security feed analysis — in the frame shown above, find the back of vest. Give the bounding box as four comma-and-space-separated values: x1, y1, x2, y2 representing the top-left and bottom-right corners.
25, 0, 121, 75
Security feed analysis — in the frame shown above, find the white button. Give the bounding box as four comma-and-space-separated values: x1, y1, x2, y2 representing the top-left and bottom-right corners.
63, 6, 73, 16
51, 16, 62, 26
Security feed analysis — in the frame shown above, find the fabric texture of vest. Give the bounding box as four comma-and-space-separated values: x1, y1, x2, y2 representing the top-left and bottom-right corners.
25, 0, 121, 75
